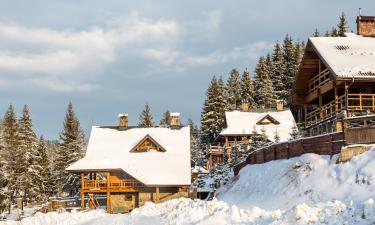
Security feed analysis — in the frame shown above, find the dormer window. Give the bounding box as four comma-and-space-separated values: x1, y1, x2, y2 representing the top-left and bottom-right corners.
256, 114, 280, 125
130, 134, 166, 152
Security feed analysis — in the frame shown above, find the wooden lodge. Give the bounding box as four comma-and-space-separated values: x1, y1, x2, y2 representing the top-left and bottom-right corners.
66, 113, 191, 213
208, 101, 297, 168
292, 15, 375, 138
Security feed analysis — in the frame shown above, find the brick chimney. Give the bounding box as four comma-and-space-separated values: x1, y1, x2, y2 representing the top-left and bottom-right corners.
169, 112, 180, 128
276, 100, 284, 111
118, 113, 128, 129
357, 15, 375, 37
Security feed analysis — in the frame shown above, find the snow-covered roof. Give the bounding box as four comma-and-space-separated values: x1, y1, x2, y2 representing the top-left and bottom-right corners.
191, 166, 209, 174
66, 126, 191, 186
220, 110, 296, 142
170, 112, 180, 116
310, 36, 375, 79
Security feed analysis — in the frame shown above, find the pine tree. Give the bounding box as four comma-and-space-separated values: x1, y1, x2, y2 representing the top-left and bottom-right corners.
271, 42, 286, 101
138, 104, 154, 127
240, 69, 255, 108
289, 125, 303, 140
274, 130, 280, 143
29, 136, 52, 202
18, 105, 37, 202
254, 56, 275, 108
0, 162, 8, 214
282, 35, 299, 105
200, 76, 226, 144
337, 12, 348, 37
159, 110, 171, 127
330, 27, 339, 37
188, 118, 204, 165
225, 69, 242, 111
54, 102, 85, 196
312, 28, 320, 37
1, 105, 20, 203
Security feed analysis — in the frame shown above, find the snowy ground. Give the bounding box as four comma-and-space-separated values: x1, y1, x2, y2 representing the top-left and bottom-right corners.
2, 147, 375, 225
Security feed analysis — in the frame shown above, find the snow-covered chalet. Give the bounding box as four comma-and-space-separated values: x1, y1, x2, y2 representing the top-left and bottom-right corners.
208, 101, 296, 167
66, 113, 191, 213
291, 15, 375, 143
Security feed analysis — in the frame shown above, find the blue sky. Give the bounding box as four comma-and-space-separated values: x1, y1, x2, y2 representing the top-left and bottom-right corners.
0, 0, 374, 140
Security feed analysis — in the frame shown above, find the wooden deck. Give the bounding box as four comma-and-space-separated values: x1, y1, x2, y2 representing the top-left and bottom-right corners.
82, 180, 144, 192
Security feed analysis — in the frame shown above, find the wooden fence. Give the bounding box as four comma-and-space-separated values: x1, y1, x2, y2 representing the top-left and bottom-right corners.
233, 132, 346, 176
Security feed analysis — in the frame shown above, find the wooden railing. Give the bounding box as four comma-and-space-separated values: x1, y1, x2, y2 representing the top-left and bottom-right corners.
209, 145, 225, 155
305, 95, 345, 126
306, 68, 330, 95
83, 180, 144, 191
347, 94, 375, 111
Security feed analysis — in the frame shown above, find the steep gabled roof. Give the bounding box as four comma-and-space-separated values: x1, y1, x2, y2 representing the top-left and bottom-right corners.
256, 114, 280, 125
220, 110, 296, 142
66, 126, 191, 186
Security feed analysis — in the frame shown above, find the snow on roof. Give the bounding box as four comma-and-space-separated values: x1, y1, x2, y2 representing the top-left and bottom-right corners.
118, 113, 128, 117
310, 36, 375, 79
170, 112, 180, 116
220, 110, 296, 142
66, 126, 191, 186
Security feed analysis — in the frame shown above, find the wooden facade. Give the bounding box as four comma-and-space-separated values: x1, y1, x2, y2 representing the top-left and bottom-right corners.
79, 170, 188, 213
292, 38, 375, 136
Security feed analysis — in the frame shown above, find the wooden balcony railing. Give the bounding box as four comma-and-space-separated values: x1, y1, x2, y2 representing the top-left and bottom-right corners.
306, 68, 330, 95
306, 95, 345, 127
209, 145, 225, 155
347, 94, 375, 111
83, 180, 144, 191
305, 94, 375, 127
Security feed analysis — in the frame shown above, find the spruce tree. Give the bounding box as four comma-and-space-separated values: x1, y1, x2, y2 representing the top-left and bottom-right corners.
337, 12, 348, 37
159, 110, 171, 127
54, 102, 85, 196
0, 162, 8, 214
240, 69, 255, 108
138, 104, 154, 127
188, 118, 204, 165
282, 34, 298, 105
225, 69, 241, 111
254, 56, 275, 108
271, 42, 286, 101
29, 136, 52, 202
330, 27, 339, 37
200, 76, 226, 143
312, 28, 320, 37
1, 105, 20, 202
18, 105, 37, 202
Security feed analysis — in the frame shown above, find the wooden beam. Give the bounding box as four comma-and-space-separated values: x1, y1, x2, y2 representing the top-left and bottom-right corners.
81, 173, 85, 209
106, 172, 111, 213
155, 187, 160, 202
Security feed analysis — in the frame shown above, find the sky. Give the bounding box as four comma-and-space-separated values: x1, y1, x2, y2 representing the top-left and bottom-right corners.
0, 0, 374, 140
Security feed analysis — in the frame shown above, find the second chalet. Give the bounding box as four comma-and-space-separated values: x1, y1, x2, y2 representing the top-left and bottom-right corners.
66, 113, 191, 213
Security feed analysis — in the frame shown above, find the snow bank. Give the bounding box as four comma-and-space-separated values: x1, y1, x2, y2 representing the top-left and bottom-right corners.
218, 148, 375, 210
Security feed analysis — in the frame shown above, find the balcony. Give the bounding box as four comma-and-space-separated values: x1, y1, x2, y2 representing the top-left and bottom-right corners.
82, 179, 144, 192
305, 94, 375, 127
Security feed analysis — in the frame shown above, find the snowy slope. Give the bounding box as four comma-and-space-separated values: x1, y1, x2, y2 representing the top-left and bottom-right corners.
218, 149, 375, 210
3, 147, 375, 225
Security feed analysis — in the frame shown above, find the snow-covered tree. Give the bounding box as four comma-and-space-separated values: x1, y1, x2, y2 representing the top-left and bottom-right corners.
188, 118, 204, 165
281, 34, 299, 105
240, 69, 255, 108
30, 136, 53, 202
337, 12, 348, 37
200, 76, 226, 144
312, 28, 320, 37
254, 56, 275, 108
1, 105, 20, 202
225, 69, 242, 111
54, 102, 85, 196
0, 162, 8, 214
18, 105, 38, 202
289, 125, 303, 140
138, 104, 154, 127
330, 27, 338, 37
271, 42, 286, 101
274, 130, 280, 143
159, 110, 171, 127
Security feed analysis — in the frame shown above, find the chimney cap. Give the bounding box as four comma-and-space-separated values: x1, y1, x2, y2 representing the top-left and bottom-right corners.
118, 113, 128, 117
170, 112, 180, 116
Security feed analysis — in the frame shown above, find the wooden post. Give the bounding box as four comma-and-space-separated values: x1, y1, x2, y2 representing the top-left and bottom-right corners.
106, 172, 111, 213
155, 187, 160, 202
304, 104, 307, 128
81, 173, 85, 209
345, 82, 349, 112
334, 83, 338, 113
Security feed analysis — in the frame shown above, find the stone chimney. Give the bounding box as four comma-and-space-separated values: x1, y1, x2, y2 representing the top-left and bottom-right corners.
169, 112, 180, 128
276, 100, 284, 111
118, 113, 128, 129
357, 15, 375, 37
241, 101, 249, 112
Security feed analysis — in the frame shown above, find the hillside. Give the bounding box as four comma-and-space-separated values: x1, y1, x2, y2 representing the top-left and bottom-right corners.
3, 147, 375, 225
